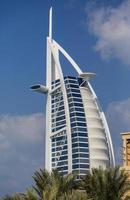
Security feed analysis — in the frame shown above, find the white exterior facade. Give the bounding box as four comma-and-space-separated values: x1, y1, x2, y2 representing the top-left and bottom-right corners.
31, 8, 115, 176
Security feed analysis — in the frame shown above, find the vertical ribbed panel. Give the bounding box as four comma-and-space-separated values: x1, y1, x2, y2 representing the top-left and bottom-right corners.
80, 86, 110, 169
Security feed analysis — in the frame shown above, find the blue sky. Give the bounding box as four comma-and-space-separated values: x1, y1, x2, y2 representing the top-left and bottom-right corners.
0, 0, 130, 196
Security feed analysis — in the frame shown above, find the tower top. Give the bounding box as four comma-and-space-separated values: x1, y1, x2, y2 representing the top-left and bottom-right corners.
49, 7, 52, 39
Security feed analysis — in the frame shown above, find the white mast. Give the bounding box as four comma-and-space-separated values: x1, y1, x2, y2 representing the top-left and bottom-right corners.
49, 7, 52, 39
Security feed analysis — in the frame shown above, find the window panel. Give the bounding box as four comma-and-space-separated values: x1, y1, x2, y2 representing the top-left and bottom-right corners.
72, 164, 79, 169
80, 164, 89, 169
57, 166, 68, 171
79, 148, 89, 153
80, 159, 89, 163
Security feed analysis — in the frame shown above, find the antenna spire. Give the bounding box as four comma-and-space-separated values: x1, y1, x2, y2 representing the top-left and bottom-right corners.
49, 7, 52, 39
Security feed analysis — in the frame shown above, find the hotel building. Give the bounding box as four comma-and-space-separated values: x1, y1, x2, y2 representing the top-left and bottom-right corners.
121, 132, 130, 174
31, 8, 115, 177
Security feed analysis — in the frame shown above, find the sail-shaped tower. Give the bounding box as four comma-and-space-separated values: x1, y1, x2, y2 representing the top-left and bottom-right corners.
31, 8, 115, 177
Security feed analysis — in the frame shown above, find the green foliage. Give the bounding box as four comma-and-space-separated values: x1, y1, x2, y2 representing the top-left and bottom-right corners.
33, 169, 78, 200
2, 194, 23, 200
2, 189, 38, 200
60, 190, 90, 200
22, 188, 38, 200
82, 166, 130, 200
2, 166, 130, 200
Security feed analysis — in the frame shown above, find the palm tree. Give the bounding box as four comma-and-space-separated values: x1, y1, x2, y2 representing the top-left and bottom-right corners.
22, 189, 38, 200
60, 190, 91, 200
2, 194, 23, 200
32, 169, 78, 200
82, 166, 130, 200
2, 196, 14, 200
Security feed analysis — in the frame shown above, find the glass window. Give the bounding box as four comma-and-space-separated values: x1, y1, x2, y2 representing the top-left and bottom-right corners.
67, 93, 72, 98
77, 122, 86, 127
52, 153, 55, 157
75, 117, 86, 122
72, 159, 79, 164
52, 99, 55, 104
72, 154, 80, 159
79, 148, 89, 153
52, 110, 65, 117
61, 150, 68, 155
71, 122, 86, 127
57, 166, 68, 171
72, 98, 83, 103
80, 164, 89, 169
70, 117, 76, 123
54, 136, 66, 141
69, 103, 74, 108
77, 127, 87, 132
70, 112, 75, 118
69, 107, 75, 113
59, 155, 68, 161
52, 138, 55, 142
79, 143, 88, 147
52, 148, 55, 152
68, 97, 82, 103
56, 140, 67, 146
68, 89, 80, 93
77, 78, 83, 85
72, 153, 89, 159
72, 143, 79, 148
58, 106, 65, 111
75, 112, 85, 117
52, 125, 65, 132
52, 107, 64, 113
72, 138, 78, 143
74, 107, 84, 112
68, 84, 79, 89
52, 158, 55, 162
68, 98, 73, 103
65, 79, 77, 84
72, 164, 79, 169
57, 160, 68, 166
52, 79, 60, 84
55, 146, 62, 151
72, 148, 79, 153
80, 159, 89, 163
71, 93, 81, 98
72, 132, 87, 138
73, 103, 83, 107
79, 132, 87, 137
52, 101, 64, 108
70, 112, 85, 118
71, 122, 77, 127
63, 145, 67, 150
71, 132, 87, 138
72, 133, 78, 138
72, 141, 88, 148
55, 115, 66, 122
52, 163, 55, 167
79, 153, 89, 158
79, 138, 88, 142
55, 120, 66, 127
52, 143, 55, 147
64, 76, 76, 80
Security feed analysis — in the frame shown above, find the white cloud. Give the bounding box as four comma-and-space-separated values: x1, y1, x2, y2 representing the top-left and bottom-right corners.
0, 113, 45, 143
86, 0, 130, 65
0, 113, 45, 197
106, 98, 130, 163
